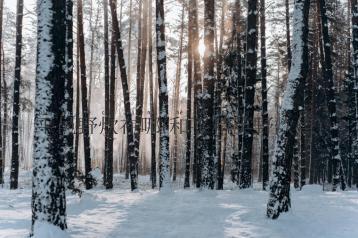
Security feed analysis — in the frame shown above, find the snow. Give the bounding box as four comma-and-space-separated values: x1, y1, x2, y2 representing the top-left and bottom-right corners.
1, 174, 358, 238
32, 222, 70, 238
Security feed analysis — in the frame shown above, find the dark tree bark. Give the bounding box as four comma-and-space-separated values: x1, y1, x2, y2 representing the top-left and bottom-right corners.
64, 0, 75, 190
31, 0, 70, 233
240, 0, 258, 189
286, 0, 292, 70
148, 0, 157, 189
319, 0, 346, 191
260, 0, 269, 190
293, 135, 300, 189
184, 5, 193, 188
189, 0, 202, 187
78, 0, 93, 190
267, 0, 310, 219
10, 0, 24, 190
103, 0, 111, 188
0, 0, 3, 185
351, 0, 358, 189
156, 0, 170, 190
110, 0, 137, 190
199, 0, 216, 189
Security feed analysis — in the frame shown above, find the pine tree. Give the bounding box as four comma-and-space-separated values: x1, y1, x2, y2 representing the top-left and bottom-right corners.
31, 0, 70, 233
156, 0, 170, 190
10, 0, 24, 190
240, 0, 258, 189
318, 0, 346, 191
267, 0, 310, 219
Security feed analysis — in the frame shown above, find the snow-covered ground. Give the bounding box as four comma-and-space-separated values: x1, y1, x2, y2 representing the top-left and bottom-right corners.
1, 173, 358, 238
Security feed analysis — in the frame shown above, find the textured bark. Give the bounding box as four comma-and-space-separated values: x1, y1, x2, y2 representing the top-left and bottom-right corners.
319, 0, 346, 191
31, 0, 69, 233
78, 0, 93, 190
240, 0, 258, 189
156, 0, 170, 190
10, 0, 24, 190
103, 0, 110, 182
200, 0, 215, 189
260, 0, 269, 190
0, 0, 3, 185
110, 0, 137, 190
184, 10, 193, 188
267, 0, 310, 219
64, 0, 74, 189
148, 0, 157, 189
351, 0, 358, 189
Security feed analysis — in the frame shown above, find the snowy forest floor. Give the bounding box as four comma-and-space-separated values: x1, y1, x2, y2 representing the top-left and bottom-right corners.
1, 171, 358, 238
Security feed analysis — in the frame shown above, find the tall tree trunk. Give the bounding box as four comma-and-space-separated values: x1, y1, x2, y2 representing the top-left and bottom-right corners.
240, 0, 258, 189
267, 0, 310, 219
74, 37, 80, 180
103, 0, 111, 188
215, 0, 226, 190
106, 10, 116, 189
351, 0, 358, 189
148, 0, 157, 189
78, 0, 93, 189
260, 0, 269, 190
286, 0, 292, 70
172, 5, 184, 182
10, 0, 24, 190
31, 0, 70, 233
156, 0, 170, 190
110, 0, 137, 190
184, 8, 193, 188
200, 0, 216, 189
64, 0, 75, 189
319, 0, 346, 191
0, 0, 3, 185
190, 0, 202, 187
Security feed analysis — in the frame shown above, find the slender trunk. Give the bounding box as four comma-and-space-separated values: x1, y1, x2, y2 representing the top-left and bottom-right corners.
0, 0, 3, 185
260, 0, 269, 190
110, 0, 137, 190
286, 0, 292, 70
156, 0, 170, 190
74, 38, 80, 179
10, 0, 24, 190
172, 5, 184, 182
148, 0, 156, 188
267, 0, 310, 219
78, 0, 93, 189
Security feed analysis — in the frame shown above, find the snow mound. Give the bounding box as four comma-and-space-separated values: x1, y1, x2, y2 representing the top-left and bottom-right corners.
33, 222, 70, 238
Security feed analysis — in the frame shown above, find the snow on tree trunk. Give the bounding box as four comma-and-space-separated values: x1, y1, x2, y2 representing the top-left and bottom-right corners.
110, 0, 137, 191
319, 0, 346, 191
267, 0, 310, 219
199, 0, 216, 189
156, 0, 170, 191
31, 0, 69, 233
0, 0, 3, 185
351, 0, 358, 189
64, 0, 74, 190
240, 0, 258, 189
10, 0, 24, 190
260, 0, 269, 191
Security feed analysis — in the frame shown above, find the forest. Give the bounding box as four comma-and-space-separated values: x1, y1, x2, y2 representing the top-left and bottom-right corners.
0, 0, 357, 237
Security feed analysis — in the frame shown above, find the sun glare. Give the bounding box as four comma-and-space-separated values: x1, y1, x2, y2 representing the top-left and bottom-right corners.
198, 40, 206, 58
